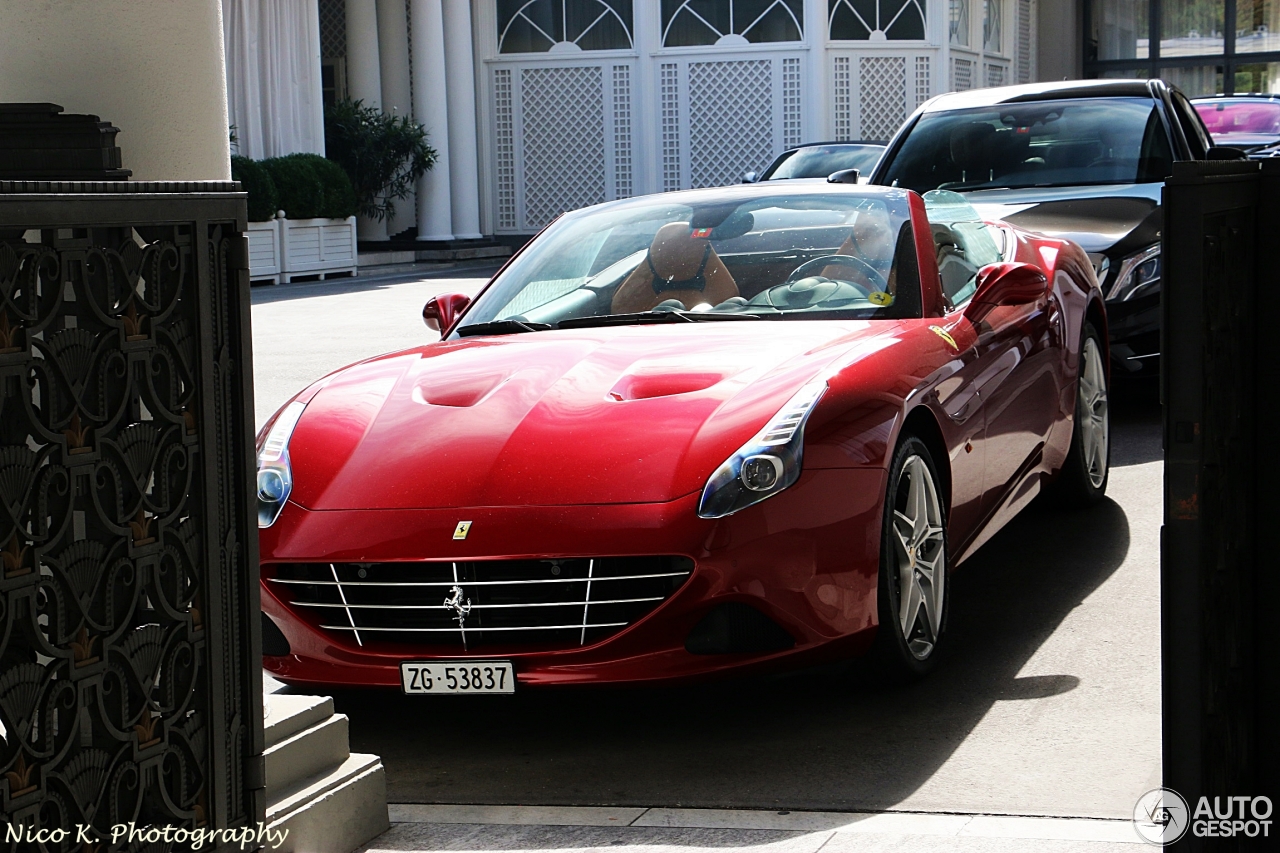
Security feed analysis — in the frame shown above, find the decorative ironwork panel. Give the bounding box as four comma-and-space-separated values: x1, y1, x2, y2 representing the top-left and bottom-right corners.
661, 64, 682, 191
952, 56, 974, 90
915, 55, 932, 108
833, 56, 852, 141
520, 66, 607, 229
612, 65, 634, 200
0, 183, 261, 851
782, 58, 802, 150
859, 56, 907, 142
688, 59, 773, 188
493, 69, 518, 231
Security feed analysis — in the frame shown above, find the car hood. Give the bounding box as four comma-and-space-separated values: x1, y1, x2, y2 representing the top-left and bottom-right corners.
285, 322, 898, 510
964, 183, 1163, 255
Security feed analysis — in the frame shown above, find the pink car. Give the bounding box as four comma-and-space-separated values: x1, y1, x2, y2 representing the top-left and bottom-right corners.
1192, 96, 1280, 152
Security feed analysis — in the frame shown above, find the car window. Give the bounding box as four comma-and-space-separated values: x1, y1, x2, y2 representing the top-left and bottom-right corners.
763, 145, 885, 179
1195, 100, 1280, 134
922, 191, 1003, 308
879, 97, 1175, 193
462, 191, 924, 327
1171, 92, 1212, 157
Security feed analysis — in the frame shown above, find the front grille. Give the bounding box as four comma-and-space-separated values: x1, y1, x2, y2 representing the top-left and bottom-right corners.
265, 557, 694, 650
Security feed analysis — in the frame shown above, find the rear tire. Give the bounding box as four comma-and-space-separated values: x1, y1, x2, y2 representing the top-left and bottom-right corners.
1050, 321, 1110, 507
870, 434, 949, 682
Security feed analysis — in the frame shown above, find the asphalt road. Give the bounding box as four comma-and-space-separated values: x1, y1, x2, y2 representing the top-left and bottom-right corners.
252, 270, 1162, 821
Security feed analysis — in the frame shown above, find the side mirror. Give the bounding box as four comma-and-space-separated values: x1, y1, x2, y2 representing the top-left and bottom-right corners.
964, 262, 1048, 323
423, 292, 472, 334
826, 168, 860, 184
741, 171, 759, 184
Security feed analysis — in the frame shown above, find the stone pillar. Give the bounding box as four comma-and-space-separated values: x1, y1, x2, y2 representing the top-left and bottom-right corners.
410, 0, 454, 242
377, 0, 415, 237
0, 0, 230, 179
441, 0, 482, 239
345, 0, 387, 240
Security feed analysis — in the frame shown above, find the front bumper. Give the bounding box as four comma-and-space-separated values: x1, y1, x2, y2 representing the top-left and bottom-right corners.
1105, 291, 1160, 375
259, 467, 887, 688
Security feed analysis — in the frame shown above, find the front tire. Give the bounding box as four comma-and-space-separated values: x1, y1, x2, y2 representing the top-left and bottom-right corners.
870, 434, 949, 681
1050, 321, 1110, 507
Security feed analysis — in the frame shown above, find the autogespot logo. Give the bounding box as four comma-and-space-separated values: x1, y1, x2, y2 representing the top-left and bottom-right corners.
1133, 789, 1275, 845
1133, 788, 1190, 845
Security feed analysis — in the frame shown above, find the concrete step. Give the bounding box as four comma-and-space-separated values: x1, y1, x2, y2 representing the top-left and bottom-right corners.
264, 712, 351, 794
267, 752, 388, 853
264, 693, 334, 749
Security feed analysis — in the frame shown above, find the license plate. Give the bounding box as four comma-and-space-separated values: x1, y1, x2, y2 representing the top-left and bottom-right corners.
400, 661, 515, 694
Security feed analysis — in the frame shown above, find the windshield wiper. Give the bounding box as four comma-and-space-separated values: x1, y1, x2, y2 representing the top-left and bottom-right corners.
456, 320, 553, 337
557, 310, 761, 329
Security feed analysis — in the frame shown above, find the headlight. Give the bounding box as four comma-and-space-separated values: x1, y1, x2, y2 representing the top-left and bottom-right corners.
257, 400, 306, 528
697, 380, 826, 519
1106, 244, 1161, 301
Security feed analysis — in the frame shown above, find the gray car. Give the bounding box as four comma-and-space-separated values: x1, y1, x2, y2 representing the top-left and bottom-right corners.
871, 79, 1216, 376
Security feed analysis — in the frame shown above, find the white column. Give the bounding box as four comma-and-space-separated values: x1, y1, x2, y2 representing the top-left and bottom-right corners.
410, 0, 455, 241
377, 0, 416, 237
441, 0, 482, 239
346, 0, 387, 240
0, 0, 230, 179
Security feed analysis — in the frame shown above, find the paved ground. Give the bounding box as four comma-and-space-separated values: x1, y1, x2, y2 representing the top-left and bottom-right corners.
252, 270, 1162, 846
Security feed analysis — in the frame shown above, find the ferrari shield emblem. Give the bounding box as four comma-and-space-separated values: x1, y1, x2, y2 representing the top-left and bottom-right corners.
452, 521, 472, 540
929, 325, 958, 350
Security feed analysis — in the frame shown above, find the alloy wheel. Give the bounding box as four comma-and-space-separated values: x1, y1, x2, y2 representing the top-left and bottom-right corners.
891, 455, 946, 660
1078, 337, 1110, 489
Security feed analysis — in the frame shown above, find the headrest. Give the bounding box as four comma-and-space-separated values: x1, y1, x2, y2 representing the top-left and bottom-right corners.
648, 222, 712, 283
950, 122, 996, 173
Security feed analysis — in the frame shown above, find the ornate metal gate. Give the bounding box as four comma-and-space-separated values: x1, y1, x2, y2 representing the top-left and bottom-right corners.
0, 182, 263, 851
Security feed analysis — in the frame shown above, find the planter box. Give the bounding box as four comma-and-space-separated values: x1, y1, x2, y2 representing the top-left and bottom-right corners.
248, 215, 357, 284
282, 215, 357, 282
247, 218, 282, 284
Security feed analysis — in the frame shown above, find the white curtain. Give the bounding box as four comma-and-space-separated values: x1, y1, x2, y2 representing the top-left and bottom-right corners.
223, 0, 325, 159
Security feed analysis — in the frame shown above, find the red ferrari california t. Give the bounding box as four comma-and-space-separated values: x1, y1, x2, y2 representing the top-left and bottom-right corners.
257, 183, 1108, 692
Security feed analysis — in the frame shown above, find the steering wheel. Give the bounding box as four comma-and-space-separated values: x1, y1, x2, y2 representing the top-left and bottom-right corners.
787, 254, 887, 295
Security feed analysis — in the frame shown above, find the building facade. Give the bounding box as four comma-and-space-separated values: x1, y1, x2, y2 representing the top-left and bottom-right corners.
1085, 0, 1280, 97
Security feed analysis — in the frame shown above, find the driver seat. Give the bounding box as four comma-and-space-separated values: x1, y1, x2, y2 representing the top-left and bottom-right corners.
612, 223, 739, 313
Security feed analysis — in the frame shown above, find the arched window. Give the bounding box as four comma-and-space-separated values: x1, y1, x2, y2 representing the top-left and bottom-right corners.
829, 1, 927, 41
498, 0, 633, 53
661, 0, 805, 47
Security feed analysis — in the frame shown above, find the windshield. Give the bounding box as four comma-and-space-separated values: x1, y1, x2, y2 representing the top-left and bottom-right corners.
879, 97, 1174, 193
460, 191, 922, 332
1194, 100, 1280, 134
763, 145, 886, 180
923, 191, 1005, 308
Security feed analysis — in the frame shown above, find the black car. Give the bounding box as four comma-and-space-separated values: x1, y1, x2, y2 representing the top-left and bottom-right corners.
745, 141, 885, 183
871, 79, 1215, 376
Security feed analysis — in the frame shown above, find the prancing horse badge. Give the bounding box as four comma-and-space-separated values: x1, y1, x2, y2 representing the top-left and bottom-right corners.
452, 521, 472, 540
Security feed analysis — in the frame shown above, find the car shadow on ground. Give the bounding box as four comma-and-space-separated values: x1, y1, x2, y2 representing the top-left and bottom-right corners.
321, 425, 1143, 813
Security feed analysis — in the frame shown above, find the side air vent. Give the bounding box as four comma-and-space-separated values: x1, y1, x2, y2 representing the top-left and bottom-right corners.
685, 602, 795, 655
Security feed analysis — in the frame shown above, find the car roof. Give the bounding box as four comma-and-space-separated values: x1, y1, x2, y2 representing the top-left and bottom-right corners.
1191, 94, 1280, 102
573, 179, 912, 217
919, 79, 1159, 113
783, 140, 887, 150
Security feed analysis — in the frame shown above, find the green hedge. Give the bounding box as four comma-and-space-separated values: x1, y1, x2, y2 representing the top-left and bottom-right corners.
235, 153, 358, 221
230, 155, 279, 222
